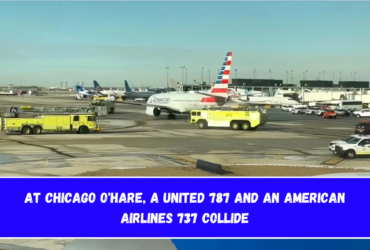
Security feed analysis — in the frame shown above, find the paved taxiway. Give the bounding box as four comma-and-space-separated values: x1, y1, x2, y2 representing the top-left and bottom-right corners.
0, 95, 368, 177
0, 95, 369, 250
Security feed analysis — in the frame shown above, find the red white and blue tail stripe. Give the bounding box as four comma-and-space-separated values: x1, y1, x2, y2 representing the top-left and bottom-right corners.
210, 52, 232, 98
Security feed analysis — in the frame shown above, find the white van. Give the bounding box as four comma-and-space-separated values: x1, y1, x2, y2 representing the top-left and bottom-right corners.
281, 105, 294, 112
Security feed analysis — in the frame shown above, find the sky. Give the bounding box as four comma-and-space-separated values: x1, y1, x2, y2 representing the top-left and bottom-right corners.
0, 1, 370, 87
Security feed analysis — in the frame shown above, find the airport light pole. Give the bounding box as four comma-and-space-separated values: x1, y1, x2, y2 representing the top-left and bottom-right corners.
269, 70, 271, 79
286, 71, 288, 84
351, 73, 353, 81
185, 68, 187, 84
323, 71, 325, 81
319, 72, 321, 80
201, 68, 204, 85
235, 69, 237, 79
290, 70, 293, 84
61, 82, 63, 88
181, 66, 185, 84
208, 69, 210, 85
306, 71, 308, 81
354, 72, 356, 81
166, 67, 169, 86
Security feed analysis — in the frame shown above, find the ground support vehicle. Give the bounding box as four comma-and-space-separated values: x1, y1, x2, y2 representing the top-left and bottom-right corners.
353, 109, 370, 118
335, 109, 351, 117
89, 100, 115, 116
355, 120, 370, 134
334, 135, 370, 159
189, 105, 267, 130
316, 109, 326, 116
323, 110, 337, 119
328, 135, 363, 152
1, 113, 100, 135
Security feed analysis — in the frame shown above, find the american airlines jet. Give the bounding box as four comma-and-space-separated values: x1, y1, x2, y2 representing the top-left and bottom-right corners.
145, 52, 233, 119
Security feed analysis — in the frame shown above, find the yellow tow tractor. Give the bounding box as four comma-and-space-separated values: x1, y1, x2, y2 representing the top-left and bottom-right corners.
2, 113, 100, 135
189, 105, 267, 130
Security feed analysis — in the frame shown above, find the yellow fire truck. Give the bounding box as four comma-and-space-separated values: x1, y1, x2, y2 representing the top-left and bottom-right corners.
2, 113, 100, 135
189, 105, 267, 130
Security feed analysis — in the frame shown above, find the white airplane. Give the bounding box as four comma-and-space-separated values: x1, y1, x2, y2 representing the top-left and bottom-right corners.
245, 89, 300, 105
141, 51, 300, 119
74, 83, 97, 100
0, 90, 17, 96
143, 52, 235, 119
93, 81, 126, 99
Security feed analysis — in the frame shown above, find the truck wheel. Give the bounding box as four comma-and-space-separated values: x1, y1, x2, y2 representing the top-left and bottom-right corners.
198, 120, 207, 129
79, 126, 89, 134
230, 121, 240, 130
21, 126, 32, 135
250, 126, 259, 131
241, 122, 250, 130
333, 116, 337, 119
345, 150, 355, 159
33, 126, 42, 134
357, 114, 361, 118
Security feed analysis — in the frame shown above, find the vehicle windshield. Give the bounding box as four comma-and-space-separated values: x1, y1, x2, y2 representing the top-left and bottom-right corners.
343, 136, 356, 142
347, 138, 361, 144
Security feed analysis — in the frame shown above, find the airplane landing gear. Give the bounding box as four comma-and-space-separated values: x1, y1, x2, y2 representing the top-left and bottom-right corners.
167, 114, 176, 119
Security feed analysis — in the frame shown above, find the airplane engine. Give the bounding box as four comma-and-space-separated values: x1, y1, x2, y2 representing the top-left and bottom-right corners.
146, 107, 161, 117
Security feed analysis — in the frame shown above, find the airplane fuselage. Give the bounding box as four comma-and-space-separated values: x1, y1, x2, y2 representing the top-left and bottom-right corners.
100, 90, 126, 97
145, 92, 226, 116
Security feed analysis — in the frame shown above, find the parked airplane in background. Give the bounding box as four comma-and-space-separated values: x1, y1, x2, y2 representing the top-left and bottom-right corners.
0, 90, 17, 96
124, 80, 158, 101
93, 81, 126, 99
74, 83, 96, 100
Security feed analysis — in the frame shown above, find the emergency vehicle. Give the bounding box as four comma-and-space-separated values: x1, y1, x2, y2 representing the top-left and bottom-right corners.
334, 135, 370, 159
2, 113, 100, 135
188, 105, 267, 130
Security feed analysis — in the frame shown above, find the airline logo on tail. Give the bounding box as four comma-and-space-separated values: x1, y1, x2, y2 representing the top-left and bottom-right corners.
94, 81, 103, 92
200, 51, 233, 104
75, 84, 85, 93
211, 52, 232, 96
125, 80, 132, 93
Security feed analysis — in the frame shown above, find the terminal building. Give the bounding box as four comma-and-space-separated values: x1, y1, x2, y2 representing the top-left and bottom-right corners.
338, 81, 369, 88
300, 80, 369, 89
231, 79, 284, 88
300, 80, 334, 88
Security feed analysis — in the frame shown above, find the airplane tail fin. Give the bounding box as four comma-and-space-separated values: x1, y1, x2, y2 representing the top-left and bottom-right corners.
209, 52, 233, 99
75, 85, 83, 93
125, 80, 132, 93
94, 81, 103, 92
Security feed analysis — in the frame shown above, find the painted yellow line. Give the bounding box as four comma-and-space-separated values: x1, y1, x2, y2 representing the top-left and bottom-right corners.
322, 157, 344, 165
172, 155, 198, 164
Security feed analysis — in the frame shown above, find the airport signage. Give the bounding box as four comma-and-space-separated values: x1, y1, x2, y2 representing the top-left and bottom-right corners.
0, 177, 369, 237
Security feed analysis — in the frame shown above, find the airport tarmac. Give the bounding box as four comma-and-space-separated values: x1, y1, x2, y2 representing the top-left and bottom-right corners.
0, 95, 368, 177
0, 96, 369, 250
